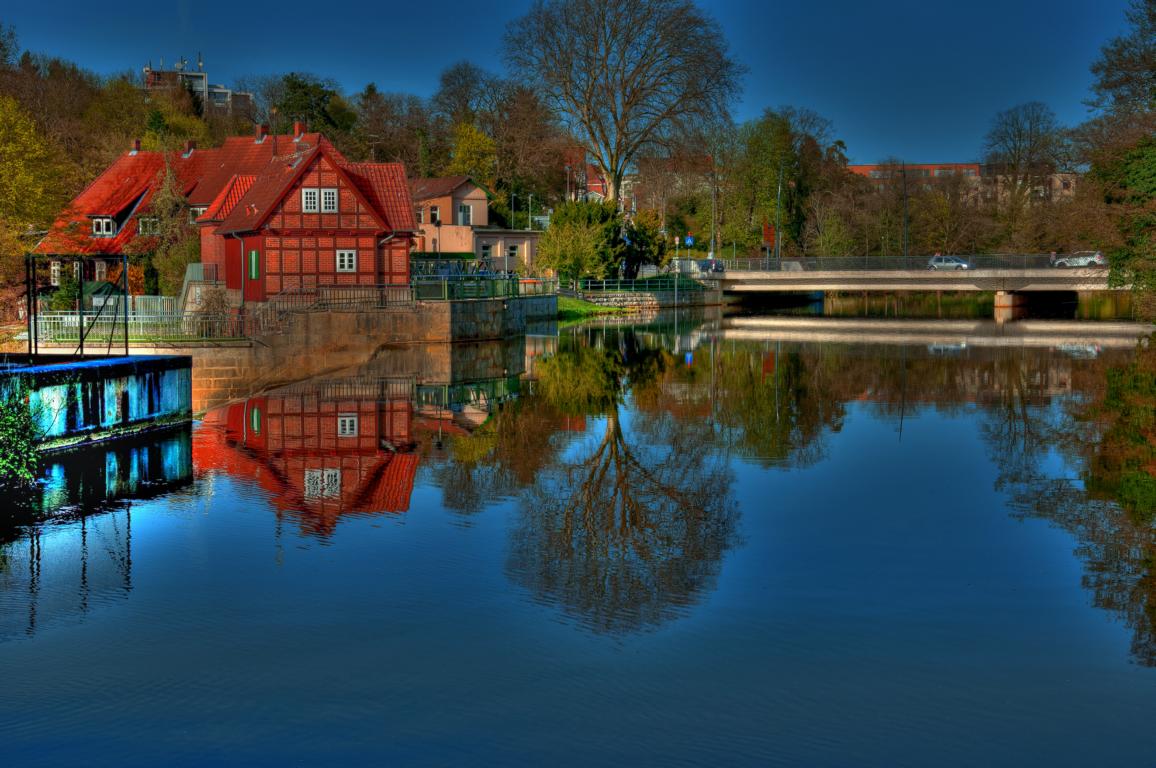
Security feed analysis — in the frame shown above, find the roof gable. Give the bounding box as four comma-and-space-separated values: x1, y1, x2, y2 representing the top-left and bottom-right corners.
217, 148, 415, 235
410, 176, 475, 201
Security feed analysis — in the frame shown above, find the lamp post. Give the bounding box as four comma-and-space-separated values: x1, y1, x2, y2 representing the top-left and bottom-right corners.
527, 193, 533, 231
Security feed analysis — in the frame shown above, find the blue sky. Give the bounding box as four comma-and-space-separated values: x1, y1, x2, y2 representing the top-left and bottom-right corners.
4, 0, 1131, 163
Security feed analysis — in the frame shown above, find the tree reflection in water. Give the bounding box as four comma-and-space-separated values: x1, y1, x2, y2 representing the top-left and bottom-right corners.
508, 329, 738, 634
981, 338, 1156, 665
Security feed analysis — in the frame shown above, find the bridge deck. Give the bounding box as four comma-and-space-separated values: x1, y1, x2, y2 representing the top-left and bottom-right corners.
715, 268, 1114, 292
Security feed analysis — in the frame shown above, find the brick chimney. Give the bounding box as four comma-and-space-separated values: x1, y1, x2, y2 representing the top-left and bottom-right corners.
184, 139, 196, 156
255, 124, 269, 143
131, 138, 141, 154
293, 121, 304, 140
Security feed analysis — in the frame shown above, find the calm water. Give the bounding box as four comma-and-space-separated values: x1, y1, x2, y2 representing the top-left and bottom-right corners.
3, 313, 1156, 766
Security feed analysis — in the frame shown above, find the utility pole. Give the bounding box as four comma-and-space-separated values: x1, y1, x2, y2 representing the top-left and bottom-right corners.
527, 194, 533, 231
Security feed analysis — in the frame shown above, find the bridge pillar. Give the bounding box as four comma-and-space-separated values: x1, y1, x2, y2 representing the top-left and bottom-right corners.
994, 291, 1027, 323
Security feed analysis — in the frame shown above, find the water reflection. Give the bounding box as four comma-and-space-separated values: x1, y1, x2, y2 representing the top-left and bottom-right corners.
0, 427, 192, 639
504, 328, 739, 633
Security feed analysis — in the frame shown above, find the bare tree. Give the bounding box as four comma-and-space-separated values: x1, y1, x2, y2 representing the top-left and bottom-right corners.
983, 102, 1064, 245
505, 0, 743, 202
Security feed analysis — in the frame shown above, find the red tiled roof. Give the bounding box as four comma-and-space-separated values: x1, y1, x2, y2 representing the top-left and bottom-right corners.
199, 174, 257, 222
346, 163, 419, 232
36, 131, 333, 256
185, 132, 328, 205
410, 175, 472, 201
38, 131, 414, 256
214, 146, 325, 234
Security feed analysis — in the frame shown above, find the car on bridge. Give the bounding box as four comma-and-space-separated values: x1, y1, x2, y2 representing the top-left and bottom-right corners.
1050, 250, 1106, 268
927, 255, 971, 271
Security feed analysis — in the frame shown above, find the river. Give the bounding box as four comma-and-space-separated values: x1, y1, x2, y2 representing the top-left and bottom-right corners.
2, 307, 1155, 766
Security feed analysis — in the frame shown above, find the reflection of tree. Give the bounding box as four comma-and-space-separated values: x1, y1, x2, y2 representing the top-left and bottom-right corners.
424, 393, 573, 516
994, 339, 1156, 665
508, 329, 738, 634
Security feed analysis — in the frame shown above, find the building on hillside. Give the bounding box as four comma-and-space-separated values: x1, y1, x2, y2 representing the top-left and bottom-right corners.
848, 163, 982, 192
410, 176, 540, 274
562, 148, 637, 211
35, 124, 417, 306
849, 161, 1076, 201
142, 55, 254, 118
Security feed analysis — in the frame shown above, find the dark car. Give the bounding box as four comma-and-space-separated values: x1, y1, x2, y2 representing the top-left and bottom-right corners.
698, 258, 725, 274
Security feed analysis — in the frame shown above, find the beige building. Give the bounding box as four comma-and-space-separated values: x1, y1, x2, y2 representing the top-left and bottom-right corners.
410, 177, 540, 273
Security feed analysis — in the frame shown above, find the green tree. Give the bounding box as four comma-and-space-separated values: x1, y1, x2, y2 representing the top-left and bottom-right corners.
0, 94, 69, 284
444, 122, 497, 188
536, 200, 623, 280
0, 380, 37, 490
622, 209, 667, 277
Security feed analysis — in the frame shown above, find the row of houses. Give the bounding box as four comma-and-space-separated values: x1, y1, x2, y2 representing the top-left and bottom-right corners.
33, 126, 542, 306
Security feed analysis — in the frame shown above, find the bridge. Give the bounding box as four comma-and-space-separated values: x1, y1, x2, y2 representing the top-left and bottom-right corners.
708, 255, 1117, 294
707, 316, 1152, 349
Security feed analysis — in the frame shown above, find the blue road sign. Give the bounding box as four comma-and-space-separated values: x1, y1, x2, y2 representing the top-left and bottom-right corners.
685, 235, 694, 246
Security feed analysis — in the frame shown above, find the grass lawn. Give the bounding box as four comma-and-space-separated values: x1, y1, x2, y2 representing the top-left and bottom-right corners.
557, 295, 626, 321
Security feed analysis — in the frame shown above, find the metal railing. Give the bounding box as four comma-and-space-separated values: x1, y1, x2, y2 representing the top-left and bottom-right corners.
37, 312, 248, 342
412, 277, 556, 301
35, 277, 559, 345
720, 254, 1105, 272
573, 277, 706, 293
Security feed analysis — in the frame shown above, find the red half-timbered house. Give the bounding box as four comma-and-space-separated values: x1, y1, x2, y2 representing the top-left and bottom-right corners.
36, 124, 417, 304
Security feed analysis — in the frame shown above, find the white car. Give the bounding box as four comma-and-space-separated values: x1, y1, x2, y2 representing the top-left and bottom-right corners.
927, 255, 971, 271
1051, 251, 1106, 268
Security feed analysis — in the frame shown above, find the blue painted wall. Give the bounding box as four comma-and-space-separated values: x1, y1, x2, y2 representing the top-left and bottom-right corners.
0, 356, 192, 448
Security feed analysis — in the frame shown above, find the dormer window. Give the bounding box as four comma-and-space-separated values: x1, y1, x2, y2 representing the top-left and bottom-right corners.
188, 207, 207, 224
321, 188, 338, 213
92, 217, 116, 237
302, 188, 319, 213
138, 216, 160, 235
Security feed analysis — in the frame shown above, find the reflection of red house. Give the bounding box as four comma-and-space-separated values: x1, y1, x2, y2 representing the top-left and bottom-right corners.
193, 389, 419, 536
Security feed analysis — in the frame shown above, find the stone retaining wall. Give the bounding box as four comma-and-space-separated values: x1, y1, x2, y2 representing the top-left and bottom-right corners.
576, 288, 721, 309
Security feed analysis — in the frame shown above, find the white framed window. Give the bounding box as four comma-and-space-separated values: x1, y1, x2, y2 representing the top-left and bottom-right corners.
302, 188, 319, 213
188, 207, 207, 224
94, 260, 108, 282
304, 468, 341, 499
321, 188, 338, 213
480, 243, 492, 260
429, 205, 440, 224
91, 217, 116, 237
138, 216, 159, 235
507, 244, 520, 261
457, 204, 472, 226
336, 249, 358, 273
416, 207, 424, 224
50, 260, 61, 287
337, 414, 359, 437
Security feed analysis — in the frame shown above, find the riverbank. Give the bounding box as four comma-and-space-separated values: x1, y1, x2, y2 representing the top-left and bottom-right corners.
557, 296, 627, 321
